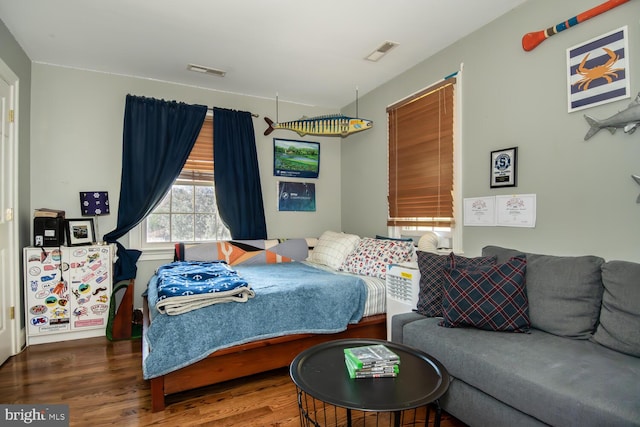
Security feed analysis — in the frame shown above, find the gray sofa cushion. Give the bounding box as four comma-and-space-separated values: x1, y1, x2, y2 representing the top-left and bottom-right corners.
482, 246, 604, 339
592, 260, 640, 357
442, 378, 547, 427
400, 316, 640, 427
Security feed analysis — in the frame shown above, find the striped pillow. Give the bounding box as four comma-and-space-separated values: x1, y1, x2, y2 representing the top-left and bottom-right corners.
440, 256, 530, 332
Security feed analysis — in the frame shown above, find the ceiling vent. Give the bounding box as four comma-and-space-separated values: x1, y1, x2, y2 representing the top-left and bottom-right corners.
187, 63, 226, 77
365, 41, 399, 62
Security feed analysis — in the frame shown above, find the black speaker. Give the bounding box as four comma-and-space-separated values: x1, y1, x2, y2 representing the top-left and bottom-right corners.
33, 217, 65, 247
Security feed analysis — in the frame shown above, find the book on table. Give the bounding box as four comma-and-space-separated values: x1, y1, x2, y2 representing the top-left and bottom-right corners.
345, 355, 399, 378
344, 344, 400, 378
344, 344, 400, 368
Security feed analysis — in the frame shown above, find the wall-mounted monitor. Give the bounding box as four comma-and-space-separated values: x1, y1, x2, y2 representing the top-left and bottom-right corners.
273, 138, 320, 178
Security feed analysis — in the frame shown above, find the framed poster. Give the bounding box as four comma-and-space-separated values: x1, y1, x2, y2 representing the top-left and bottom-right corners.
277, 181, 316, 212
490, 147, 517, 188
567, 26, 630, 112
273, 138, 320, 178
65, 218, 95, 246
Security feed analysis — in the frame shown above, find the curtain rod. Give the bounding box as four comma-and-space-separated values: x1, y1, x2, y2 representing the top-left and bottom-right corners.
207, 107, 259, 118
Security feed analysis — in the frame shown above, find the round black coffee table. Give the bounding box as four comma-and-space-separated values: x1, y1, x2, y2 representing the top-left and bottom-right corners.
290, 338, 450, 427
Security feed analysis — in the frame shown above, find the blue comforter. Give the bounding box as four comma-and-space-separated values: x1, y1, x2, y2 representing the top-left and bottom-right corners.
143, 261, 367, 379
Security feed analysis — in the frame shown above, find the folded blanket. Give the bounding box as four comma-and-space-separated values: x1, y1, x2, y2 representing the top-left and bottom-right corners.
155, 261, 255, 315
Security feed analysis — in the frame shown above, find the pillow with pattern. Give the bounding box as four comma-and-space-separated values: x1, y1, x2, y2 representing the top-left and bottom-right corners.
340, 237, 414, 279
309, 231, 360, 270
440, 256, 530, 332
416, 251, 496, 317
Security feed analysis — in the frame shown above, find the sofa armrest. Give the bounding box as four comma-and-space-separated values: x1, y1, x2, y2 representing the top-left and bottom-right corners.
391, 312, 427, 343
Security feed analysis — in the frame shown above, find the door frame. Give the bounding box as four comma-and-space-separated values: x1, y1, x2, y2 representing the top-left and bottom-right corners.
0, 57, 22, 359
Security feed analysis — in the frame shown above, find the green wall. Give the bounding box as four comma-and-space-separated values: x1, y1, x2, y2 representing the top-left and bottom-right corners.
28, 64, 340, 306
342, 0, 640, 262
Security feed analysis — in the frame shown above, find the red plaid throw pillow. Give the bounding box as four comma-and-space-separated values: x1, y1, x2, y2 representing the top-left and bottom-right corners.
440, 256, 530, 332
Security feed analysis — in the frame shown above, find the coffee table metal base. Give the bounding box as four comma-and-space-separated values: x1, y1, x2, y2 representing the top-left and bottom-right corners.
296, 388, 443, 427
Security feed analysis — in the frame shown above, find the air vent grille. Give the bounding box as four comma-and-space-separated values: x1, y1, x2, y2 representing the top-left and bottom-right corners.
187, 63, 226, 77
365, 41, 399, 62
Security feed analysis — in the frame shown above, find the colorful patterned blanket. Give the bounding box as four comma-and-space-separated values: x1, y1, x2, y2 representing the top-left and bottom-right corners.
174, 238, 311, 265
155, 261, 254, 315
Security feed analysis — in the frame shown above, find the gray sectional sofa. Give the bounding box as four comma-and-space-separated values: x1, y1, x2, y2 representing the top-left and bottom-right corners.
391, 246, 640, 427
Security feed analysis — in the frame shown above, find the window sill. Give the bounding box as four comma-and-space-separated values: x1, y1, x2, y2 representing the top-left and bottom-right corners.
137, 246, 174, 262
129, 224, 174, 262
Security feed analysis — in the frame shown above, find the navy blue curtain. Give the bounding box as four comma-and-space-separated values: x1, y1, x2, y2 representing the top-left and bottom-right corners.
213, 107, 267, 239
105, 95, 207, 281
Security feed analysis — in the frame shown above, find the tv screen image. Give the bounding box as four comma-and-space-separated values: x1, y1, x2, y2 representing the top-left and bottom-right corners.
273, 138, 320, 179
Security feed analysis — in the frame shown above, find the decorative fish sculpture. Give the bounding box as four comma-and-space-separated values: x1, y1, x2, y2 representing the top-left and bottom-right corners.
264, 114, 373, 138
632, 174, 640, 203
584, 93, 640, 140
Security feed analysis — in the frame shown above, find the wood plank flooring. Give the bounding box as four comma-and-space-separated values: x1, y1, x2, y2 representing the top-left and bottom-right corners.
0, 337, 467, 426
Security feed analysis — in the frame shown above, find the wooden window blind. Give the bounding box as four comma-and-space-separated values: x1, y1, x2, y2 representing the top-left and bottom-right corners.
179, 116, 213, 181
387, 78, 455, 227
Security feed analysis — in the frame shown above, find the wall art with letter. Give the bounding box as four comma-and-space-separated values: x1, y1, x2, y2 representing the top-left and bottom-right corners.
490, 147, 517, 188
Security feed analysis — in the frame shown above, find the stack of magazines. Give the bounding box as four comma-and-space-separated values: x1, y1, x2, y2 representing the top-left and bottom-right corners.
343, 344, 400, 378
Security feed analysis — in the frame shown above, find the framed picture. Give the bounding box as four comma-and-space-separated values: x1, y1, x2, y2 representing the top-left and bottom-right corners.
65, 218, 95, 246
277, 181, 316, 212
490, 147, 517, 188
273, 138, 320, 178
567, 26, 630, 112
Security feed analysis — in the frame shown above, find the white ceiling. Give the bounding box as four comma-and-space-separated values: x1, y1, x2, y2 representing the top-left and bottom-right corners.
0, 0, 527, 109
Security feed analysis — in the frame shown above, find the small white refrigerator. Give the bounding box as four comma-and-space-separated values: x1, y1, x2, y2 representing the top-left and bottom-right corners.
24, 245, 113, 345
385, 262, 420, 340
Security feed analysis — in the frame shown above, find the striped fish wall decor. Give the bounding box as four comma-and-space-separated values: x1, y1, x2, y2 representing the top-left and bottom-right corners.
264, 114, 373, 138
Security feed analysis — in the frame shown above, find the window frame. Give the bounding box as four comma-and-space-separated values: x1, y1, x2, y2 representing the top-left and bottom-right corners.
130, 114, 230, 259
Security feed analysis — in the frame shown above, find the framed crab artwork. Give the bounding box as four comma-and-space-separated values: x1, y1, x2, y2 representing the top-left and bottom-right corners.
567, 26, 630, 113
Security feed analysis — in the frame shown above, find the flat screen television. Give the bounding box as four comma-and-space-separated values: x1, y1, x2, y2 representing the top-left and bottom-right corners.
273, 138, 320, 178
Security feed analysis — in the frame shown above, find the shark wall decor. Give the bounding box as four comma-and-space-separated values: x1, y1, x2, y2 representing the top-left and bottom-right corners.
632, 175, 640, 203
584, 93, 640, 140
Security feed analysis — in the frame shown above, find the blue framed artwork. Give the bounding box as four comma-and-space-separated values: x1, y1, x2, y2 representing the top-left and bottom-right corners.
567, 26, 630, 112
278, 181, 316, 212
273, 138, 320, 178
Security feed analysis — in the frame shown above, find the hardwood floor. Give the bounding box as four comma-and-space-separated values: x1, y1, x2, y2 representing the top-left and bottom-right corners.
0, 337, 467, 426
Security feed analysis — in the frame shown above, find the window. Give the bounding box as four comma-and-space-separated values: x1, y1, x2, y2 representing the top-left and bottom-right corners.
144, 116, 230, 244
387, 78, 456, 229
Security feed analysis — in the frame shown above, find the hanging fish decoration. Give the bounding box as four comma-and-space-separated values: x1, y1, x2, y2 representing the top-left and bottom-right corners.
583, 93, 640, 140
264, 114, 373, 138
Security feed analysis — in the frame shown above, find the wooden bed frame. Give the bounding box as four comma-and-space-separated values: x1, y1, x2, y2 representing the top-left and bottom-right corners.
143, 297, 387, 412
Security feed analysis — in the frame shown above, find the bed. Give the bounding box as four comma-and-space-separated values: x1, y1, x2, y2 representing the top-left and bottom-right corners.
142, 234, 415, 411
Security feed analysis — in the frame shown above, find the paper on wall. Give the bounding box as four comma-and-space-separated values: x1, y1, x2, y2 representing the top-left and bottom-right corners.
463, 197, 496, 226
496, 194, 536, 227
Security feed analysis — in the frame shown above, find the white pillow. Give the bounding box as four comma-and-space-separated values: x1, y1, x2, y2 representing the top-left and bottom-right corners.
310, 231, 360, 269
